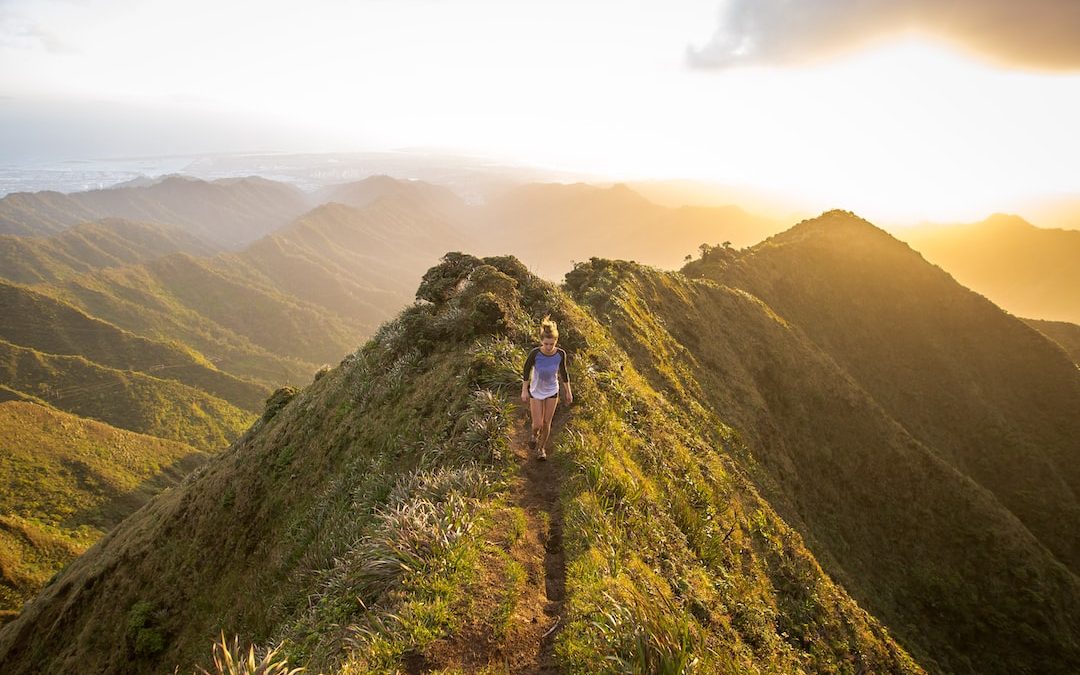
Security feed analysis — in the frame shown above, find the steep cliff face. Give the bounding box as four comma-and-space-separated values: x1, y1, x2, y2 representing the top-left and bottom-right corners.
2, 214, 1077, 673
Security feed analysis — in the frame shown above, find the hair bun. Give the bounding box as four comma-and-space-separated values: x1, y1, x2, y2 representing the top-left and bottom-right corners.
540, 314, 559, 339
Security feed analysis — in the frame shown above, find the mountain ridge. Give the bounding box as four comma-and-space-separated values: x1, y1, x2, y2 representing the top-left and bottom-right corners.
687, 210, 1080, 573
0, 177, 309, 248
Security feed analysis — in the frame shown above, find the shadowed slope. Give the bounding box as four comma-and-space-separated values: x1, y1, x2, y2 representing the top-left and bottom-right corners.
0, 340, 253, 450
0, 281, 268, 411
1024, 318, 1080, 365
236, 198, 473, 319
36, 253, 357, 383
686, 211, 1080, 574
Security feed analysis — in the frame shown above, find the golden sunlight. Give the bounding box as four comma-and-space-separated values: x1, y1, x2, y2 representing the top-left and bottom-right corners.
669, 39, 1080, 224
464, 38, 1080, 226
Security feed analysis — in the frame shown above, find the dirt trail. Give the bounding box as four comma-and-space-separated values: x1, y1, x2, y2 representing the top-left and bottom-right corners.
512, 407, 568, 674
419, 404, 568, 673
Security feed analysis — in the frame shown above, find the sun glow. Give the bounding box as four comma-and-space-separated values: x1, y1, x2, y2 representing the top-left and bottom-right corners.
525, 38, 1080, 225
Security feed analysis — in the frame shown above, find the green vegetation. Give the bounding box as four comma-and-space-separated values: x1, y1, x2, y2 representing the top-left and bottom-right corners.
0, 280, 269, 411
127, 600, 167, 656
0, 252, 924, 674
0, 218, 218, 285
0, 339, 253, 449
686, 211, 1080, 575
551, 264, 918, 673
0, 401, 206, 616
196, 633, 303, 675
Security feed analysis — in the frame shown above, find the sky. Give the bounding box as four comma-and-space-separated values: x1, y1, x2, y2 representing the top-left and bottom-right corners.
2, 0, 1079, 223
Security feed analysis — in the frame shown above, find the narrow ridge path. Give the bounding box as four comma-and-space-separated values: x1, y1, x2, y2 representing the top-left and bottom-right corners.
414, 403, 568, 673
512, 405, 568, 674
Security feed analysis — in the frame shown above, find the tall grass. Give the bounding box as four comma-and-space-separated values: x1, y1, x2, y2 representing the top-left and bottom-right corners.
193, 633, 304, 675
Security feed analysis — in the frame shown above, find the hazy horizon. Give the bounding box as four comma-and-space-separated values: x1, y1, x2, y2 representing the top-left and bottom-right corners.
3, 0, 1080, 226
3, 150, 1079, 233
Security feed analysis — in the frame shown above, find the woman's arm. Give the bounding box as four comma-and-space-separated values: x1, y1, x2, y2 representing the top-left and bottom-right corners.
521, 349, 537, 402
559, 349, 572, 403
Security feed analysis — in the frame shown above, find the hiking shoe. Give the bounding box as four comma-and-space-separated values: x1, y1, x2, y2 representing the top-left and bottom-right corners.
528, 438, 537, 451
537, 447, 547, 460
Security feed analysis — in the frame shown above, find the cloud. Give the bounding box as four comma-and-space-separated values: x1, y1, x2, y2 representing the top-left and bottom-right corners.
688, 0, 1080, 71
0, 3, 79, 54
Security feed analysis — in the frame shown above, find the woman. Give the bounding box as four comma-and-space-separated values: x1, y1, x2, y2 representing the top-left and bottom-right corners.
520, 315, 572, 460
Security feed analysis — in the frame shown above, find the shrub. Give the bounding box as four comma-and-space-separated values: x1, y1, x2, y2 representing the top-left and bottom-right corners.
126, 600, 167, 657
416, 252, 482, 305
261, 387, 298, 423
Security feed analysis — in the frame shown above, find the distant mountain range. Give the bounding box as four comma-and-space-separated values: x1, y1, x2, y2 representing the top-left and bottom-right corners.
904, 214, 1080, 324
0, 176, 309, 248
473, 181, 781, 278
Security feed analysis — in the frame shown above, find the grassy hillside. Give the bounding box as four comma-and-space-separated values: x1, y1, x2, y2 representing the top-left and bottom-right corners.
13, 198, 473, 386
904, 214, 1080, 324
0, 340, 254, 450
133, 252, 364, 365
569, 256, 1080, 673
684, 211, 1080, 577
0, 219, 219, 285
0, 254, 923, 674
36, 255, 349, 384
0, 281, 268, 411
0, 193, 1075, 673
17, 197, 478, 387
0, 401, 206, 620
232, 198, 468, 320
0, 191, 99, 237
1024, 318, 1080, 365
0, 176, 310, 248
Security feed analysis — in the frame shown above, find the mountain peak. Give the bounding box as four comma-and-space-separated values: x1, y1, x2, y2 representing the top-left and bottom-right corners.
980, 212, 1034, 230
760, 209, 897, 250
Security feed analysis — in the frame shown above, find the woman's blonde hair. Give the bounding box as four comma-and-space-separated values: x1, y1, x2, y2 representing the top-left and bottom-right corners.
540, 315, 559, 340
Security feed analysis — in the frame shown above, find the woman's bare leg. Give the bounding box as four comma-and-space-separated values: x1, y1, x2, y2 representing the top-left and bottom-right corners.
529, 397, 544, 448
538, 396, 559, 454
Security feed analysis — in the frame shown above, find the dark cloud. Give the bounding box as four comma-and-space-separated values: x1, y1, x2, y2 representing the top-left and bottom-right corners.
688, 0, 1080, 70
